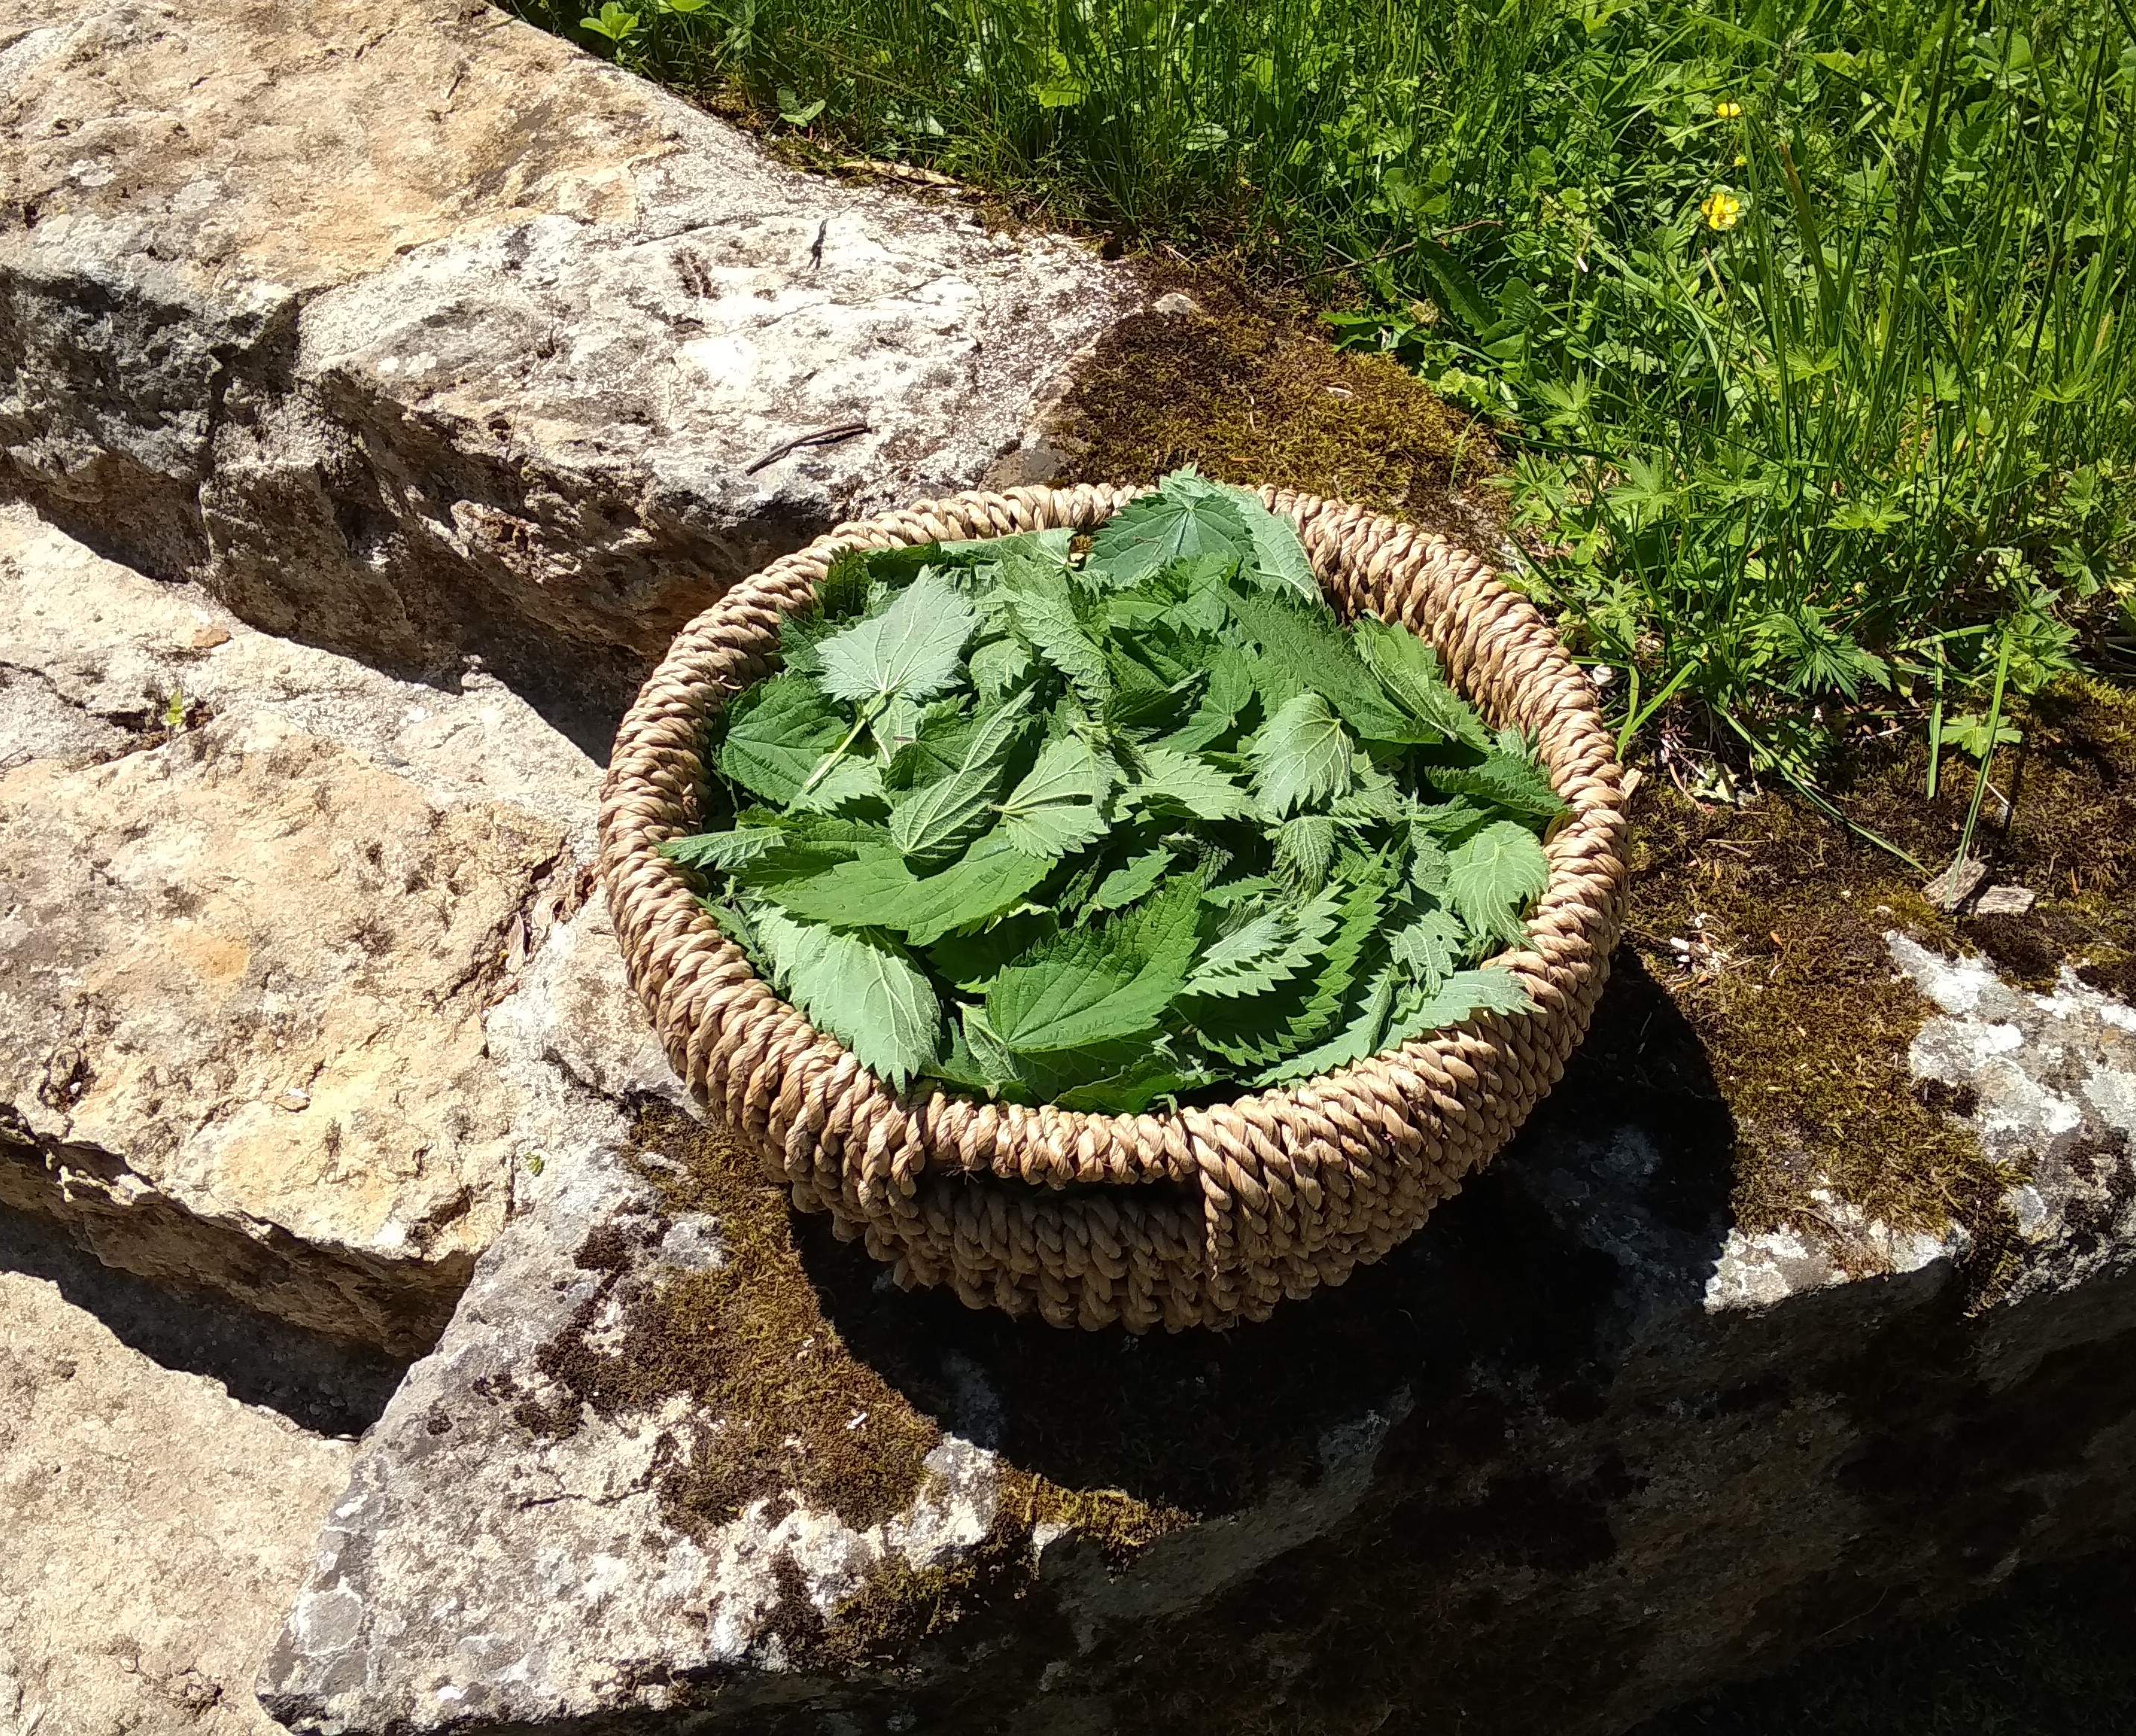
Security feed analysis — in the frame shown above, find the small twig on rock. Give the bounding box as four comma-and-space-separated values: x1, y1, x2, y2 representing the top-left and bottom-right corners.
745, 421, 871, 475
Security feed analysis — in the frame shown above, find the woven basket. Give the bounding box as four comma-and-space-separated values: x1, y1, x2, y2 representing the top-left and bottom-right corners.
599, 484, 1630, 1331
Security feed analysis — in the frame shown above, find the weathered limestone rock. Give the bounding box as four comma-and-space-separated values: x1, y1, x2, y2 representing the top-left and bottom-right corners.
261, 943, 2136, 1735
0, 1247, 356, 1736
0, 507, 637, 1352
0, 0, 1135, 729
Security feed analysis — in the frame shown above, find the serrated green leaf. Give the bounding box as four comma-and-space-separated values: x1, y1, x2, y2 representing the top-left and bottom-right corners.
1183, 902, 1301, 998
1409, 828, 1451, 896
1225, 586, 1419, 743
956, 1010, 1208, 1110
1445, 820, 1550, 948
1090, 846, 1173, 911
888, 692, 1033, 864
662, 826, 787, 875
938, 528, 1076, 570
753, 905, 941, 1088
1250, 694, 1355, 816
816, 569, 977, 707
999, 735, 1112, 859
929, 913, 1057, 991
1125, 745, 1261, 821
1384, 967, 1534, 1045
1275, 813, 1338, 892
1084, 472, 1253, 588
1389, 905, 1466, 992
1256, 958, 1398, 1085
761, 829, 1052, 947
1191, 481, 1319, 604
1054, 1056, 1215, 1112
787, 754, 884, 815
1424, 747, 1567, 820
1191, 872, 1383, 1066
986, 877, 1201, 1054
998, 563, 1112, 704
817, 548, 875, 619
1352, 617, 1492, 749
719, 677, 847, 805
968, 632, 1036, 700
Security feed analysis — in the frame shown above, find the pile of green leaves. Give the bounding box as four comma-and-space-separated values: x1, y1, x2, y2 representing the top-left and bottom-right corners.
662, 470, 1564, 1112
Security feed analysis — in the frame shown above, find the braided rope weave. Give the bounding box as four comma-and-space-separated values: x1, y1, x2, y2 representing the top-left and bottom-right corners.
599, 484, 1630, 1331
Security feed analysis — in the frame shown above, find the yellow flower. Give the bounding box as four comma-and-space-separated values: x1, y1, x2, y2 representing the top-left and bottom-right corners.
1734, 152, 1748, 167
1715, 99, 1744, 119
1701, 189, 1743, 231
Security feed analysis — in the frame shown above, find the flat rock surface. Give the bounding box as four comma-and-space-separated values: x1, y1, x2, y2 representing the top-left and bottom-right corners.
0, 0, 1135, 727
262, 940, 2136, 1736
0, 508, 632, 1352
0, 1239, 355, 1736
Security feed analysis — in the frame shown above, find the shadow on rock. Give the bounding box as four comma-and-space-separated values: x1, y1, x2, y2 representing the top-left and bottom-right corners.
0, 1204, 406, 1437
797, 948, 1738, 1520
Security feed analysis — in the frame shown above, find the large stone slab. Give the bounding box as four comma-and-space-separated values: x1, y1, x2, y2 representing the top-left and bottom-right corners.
260, 938, 2136, 1735
0, 507, 647, 1352
0, 0, 1134, 730
0, 1232, 357, 1736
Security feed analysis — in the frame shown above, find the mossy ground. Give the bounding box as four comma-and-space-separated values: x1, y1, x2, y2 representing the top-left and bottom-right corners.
1045, 267, 1506, 528
1617, 679, 2136, 1272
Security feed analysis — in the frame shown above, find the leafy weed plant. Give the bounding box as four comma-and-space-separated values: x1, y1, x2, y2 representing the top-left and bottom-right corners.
662, 472, 1562, 1106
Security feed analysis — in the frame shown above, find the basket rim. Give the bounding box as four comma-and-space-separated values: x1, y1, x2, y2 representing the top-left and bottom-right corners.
598, 481, 1629, 1193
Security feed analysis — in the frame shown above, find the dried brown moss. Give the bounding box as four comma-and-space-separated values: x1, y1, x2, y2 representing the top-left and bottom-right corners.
1045, 268, 1506, 525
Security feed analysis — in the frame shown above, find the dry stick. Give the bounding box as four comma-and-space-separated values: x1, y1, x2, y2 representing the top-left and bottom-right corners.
745, 420, 871, 475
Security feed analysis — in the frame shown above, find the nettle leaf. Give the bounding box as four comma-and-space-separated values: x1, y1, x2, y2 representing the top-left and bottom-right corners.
1410, 828, 1451, 897
1084, 471, 1254, 588
930, 913, 1056, 992
888, 693, 1033, 863
762, 829, 1051, 948
1275, 813, 1338, 892
1352, 617, 1492, 749
787, 754, 884, 816
1390, 905, 1467, 992
1385, 968, 1534, 1045
753, 905, 941, 1089
1445, 820, 1550, 948
1126, 745, 1261, 822
1091, 846, 1174, 910
1211, 485, 1320, 604
720, 677, 847, 805
1425, 746, 1566, 820
816, 569, 977, 706
969, 632, 1036, 700
1183, 903, 1302, 998
817, 548, 875, 619
986, 877, 1201, 1054
663, 826, 787, 875
1226, 586, 1418, 743
1251, 694, 1355, 815
999, 563, 1112, 704
999, 735, 1113, 859
1191, 872, 1383, 1065
938, 527, 1076, 570
1257, 959, 1398, 1086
